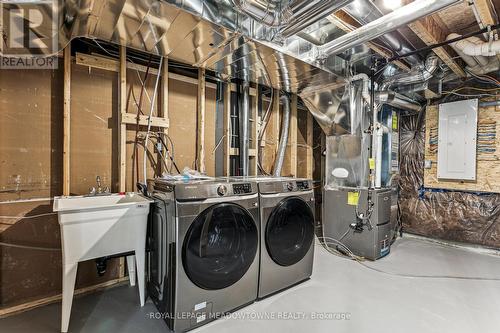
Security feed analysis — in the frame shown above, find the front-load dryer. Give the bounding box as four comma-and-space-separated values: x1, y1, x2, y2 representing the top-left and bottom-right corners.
232, 177, 315, 299
146, 178, 259, 332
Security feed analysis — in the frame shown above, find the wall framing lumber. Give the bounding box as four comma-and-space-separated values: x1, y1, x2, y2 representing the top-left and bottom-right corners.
0, 277, 128, 318
197, 68, 206, 173
119, 46, 127, 193
289, 94, 298, 177
63, 44, 71, 196
121, 113, 169, 127
75, 52, 217, 89
118, 45, 127, 279
223, 82, 231, 176
306, 112, 314, 179
229, 148, 257, 156
161, 58, 170, 172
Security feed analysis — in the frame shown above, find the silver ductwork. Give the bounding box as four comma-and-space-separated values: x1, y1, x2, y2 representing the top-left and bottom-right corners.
232, 0, 354, 35
273, 94, 291, 177
56, 0, 346, 93
343, 0, 421, 66
323, 81, 371, 189
318, 0, 460, 57
232, 0, 291, 27
280, 0, 354, 37
376, 91, 422, 113
299, 82, 348, 136
381, 54, 440, 90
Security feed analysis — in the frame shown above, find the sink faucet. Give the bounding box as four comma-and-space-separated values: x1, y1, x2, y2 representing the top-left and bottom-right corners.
89, 176, 110, 195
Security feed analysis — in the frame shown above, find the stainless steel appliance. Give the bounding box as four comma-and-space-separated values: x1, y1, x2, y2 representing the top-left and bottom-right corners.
322, 187, 393, 260
233, 176, 315, 298
146, 178, 260, 332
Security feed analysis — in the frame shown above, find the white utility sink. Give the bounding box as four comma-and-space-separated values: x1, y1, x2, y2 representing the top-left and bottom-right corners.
53, 193, 152, 332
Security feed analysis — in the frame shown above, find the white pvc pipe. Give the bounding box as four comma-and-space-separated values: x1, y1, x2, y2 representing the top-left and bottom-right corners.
447, 33, 500, 57
375, 123, 389, 189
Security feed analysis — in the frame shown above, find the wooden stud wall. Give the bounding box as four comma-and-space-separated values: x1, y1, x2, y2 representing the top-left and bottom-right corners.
0, 49, 317, 315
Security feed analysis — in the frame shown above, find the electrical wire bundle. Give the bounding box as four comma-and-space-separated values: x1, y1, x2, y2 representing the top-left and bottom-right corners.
428, 126, 438, 155
477, 120, 497, 159
316, 235, 500, 281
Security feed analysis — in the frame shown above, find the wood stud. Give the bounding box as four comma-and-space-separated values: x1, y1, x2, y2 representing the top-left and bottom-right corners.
63, 43, 71, 196
161, 58, 170, 172
119, 46, 127, 193
197, 68, 206, 173
306, 112, 314, 179
223, 82, 232, 176
289, 94, 298, 177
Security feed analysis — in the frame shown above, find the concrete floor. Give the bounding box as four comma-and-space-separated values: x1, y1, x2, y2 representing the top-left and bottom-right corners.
2, 237, 500, 333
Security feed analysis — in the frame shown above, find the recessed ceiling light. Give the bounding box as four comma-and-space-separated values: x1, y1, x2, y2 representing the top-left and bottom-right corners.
383, 0, 402, 10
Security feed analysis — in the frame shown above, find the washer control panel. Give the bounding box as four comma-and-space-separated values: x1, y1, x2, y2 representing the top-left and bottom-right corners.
232, 183, 252, 195
296, 180, 310, 190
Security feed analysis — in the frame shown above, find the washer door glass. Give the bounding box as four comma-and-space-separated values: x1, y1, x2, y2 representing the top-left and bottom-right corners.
266, 197, 314, 266
182, 203, 258, 290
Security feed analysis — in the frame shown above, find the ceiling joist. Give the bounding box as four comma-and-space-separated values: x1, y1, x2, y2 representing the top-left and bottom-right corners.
408, 14, 467, 78
472, 0, 500, 61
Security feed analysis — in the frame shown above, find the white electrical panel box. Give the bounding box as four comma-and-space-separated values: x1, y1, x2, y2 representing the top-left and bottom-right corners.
437, 99, 478, 180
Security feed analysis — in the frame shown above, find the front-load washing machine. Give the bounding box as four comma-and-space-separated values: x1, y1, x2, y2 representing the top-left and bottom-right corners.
146, 178, 260, 332
232, 177, 315, 298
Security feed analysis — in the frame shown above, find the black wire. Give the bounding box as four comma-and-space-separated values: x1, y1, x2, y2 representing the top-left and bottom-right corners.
388, 23, 500, 63
156, 134, 181, 174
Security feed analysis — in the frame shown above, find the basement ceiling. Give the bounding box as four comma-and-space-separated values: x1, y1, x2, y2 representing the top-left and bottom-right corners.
61, 0, 347, 93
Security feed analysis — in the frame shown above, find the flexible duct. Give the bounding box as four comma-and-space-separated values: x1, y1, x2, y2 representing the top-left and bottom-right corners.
343, 0, 421, 66
273, 94, 291, 177
381, 55, 439, 90
240, 82, 251, 176
319, 0, 460, 57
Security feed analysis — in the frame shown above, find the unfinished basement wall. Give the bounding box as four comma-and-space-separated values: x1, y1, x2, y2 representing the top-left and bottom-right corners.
0, 49, 317, 314
399, 108, 500, 248
0, 66, 122, 311
0, 53, 219, 312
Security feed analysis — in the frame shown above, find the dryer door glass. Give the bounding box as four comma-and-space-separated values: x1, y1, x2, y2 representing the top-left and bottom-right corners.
266, 197, 314, 266
182, 203, 258, 290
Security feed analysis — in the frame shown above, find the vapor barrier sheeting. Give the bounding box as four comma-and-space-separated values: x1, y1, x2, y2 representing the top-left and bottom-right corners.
399, 114, 500, 248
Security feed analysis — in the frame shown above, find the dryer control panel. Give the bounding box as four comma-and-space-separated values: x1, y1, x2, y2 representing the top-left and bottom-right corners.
233, 183, 252, 195
296, 180, 310, 191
